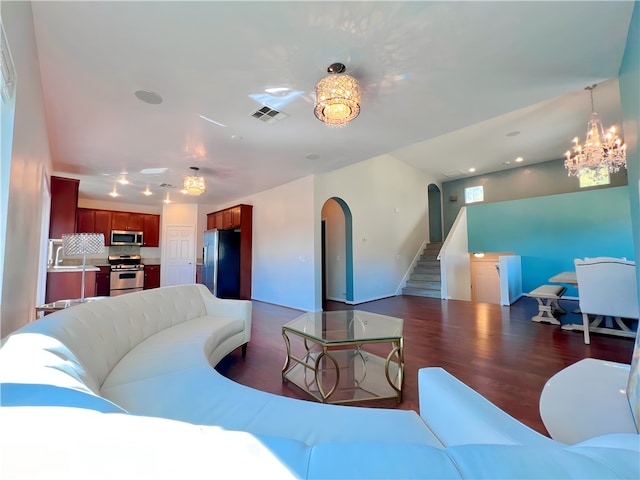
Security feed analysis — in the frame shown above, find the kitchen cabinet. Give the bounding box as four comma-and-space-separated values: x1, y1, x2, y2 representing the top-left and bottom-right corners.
143, 214, 160, 247
206, 211, 223, 230
49, 176, 79, 239
95, 266, 110, 296
45, 271, 97, 303
76, 208, 113, 245
206, 205, 244, 231
144, 265, 160, 289
111, 212, 144, 232
76, 208, 94, 234
77, 208, 159, 246
206, 204, 253, 299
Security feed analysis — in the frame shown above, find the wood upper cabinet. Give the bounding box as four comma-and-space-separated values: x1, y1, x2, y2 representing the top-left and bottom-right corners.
112, 212, 144, 231
143, 214, 160, 247
76, 208, 112, 245
207, 205, 243, 231
76, 208, 95, 234
49, 176, 79, 239
77, 208, 158, 246
206, 211, 224, 230
95, 210, 113, 244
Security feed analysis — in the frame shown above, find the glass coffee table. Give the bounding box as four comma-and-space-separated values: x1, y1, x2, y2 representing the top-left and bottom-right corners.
282, 310, 404, 404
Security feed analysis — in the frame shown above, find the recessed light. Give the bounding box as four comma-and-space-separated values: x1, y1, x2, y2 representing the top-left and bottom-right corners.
305, 154, 320, 160
468, 167, 476, 173
515, 156, 524, 163
134, 90, 163, 105
231, 134, 243, 141
506, 130, 520, 137
140, 168, 168, 174
502, 161, 511, 165
163, 193, 171, 204
109, 190, 119, 198
117, 176, 129, 185
142, 187, 152, 196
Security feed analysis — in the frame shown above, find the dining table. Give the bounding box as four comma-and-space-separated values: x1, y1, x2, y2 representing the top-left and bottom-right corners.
548, 271, 581, 318
548, 271, 577, 286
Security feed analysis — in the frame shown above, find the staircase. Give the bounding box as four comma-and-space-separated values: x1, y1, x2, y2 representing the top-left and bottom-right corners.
402, 242, 442, 298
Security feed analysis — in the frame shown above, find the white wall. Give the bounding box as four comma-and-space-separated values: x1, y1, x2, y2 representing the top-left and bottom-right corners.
439, 207, 471, 301
224, 176, 317, 312
315, 154, 433, 304
0, 1, 53, 336
78, 198, 161, 215
196, 203, 217, 261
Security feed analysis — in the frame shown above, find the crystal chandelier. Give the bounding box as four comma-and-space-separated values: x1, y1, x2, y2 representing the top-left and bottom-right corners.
182, 166, 206, 195
564, 84, 626, 177
314, 63, 360, 127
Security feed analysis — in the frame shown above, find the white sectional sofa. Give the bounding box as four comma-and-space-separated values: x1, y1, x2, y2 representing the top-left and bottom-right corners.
1, 284, 638, 479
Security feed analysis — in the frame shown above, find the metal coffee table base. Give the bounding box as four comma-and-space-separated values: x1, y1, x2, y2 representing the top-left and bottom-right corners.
282, 330, 404, 404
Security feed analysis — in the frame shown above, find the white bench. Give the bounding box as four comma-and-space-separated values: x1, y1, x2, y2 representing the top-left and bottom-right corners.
527, 285, 567, 325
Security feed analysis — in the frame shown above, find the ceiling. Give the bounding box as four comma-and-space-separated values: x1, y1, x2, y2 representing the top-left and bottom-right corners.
28, 1, 634, 207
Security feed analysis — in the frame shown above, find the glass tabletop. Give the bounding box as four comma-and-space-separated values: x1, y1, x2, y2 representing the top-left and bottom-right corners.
283, 310, 403, 344
35, 296, 107, 312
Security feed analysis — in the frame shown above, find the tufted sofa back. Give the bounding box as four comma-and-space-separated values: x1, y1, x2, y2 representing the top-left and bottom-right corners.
1, 285, 212, 395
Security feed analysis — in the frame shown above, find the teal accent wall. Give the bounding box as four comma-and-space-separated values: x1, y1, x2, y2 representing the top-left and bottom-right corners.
331, 197, 354, 302
618, 0, 639, 430
467, 186, 635, 295
443, 159, 628, 237
619, 1, 640, 296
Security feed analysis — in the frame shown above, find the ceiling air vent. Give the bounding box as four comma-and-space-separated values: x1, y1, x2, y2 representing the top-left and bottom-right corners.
159, 183, 175, 188
250, 105, 288, 124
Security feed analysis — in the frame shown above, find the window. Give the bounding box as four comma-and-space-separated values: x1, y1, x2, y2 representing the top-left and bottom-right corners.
579, 167, 610, 188
464, 186, 484, 204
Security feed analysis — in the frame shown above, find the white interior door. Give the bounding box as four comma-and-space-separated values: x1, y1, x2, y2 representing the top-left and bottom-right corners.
163, 225, 195, 287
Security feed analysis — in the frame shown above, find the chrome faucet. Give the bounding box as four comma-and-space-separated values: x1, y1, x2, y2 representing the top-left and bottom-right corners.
55, 245, 64, 266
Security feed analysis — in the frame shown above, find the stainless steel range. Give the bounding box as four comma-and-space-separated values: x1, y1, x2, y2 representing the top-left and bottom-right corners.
109, 254, 144, 296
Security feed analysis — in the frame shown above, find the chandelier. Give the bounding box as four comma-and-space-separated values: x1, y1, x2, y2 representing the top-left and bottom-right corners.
182, 166, 206, 195
564, 84, 626, 177
314, 63, 360, 126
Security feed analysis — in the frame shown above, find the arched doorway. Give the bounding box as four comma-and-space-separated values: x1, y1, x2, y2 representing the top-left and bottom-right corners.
321, 197, 354, 308
428, 184, 442, 243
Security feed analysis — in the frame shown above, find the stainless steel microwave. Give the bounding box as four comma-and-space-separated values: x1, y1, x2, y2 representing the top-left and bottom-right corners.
111, 230, 144, 246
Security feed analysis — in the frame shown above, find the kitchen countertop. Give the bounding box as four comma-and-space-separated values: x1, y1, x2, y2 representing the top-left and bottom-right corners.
47, 265, 100, 273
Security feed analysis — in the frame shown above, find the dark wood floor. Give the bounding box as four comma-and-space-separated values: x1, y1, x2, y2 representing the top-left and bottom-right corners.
216, 295, 635, 437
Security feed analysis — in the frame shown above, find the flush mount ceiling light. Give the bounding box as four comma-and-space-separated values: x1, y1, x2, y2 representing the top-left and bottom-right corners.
182, 166, 206, 196
565, 84, 626, 177
314, 63, 360, 127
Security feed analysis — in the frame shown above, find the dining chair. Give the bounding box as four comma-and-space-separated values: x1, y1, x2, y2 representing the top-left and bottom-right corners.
574, 257, 639, 344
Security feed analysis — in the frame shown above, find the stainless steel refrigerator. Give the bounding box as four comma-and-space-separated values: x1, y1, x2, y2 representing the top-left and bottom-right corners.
202, 229, 242, 299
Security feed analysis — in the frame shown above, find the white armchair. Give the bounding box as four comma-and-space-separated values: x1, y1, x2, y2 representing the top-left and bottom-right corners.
539, 357, 638, 443
574, 257, 639, 344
